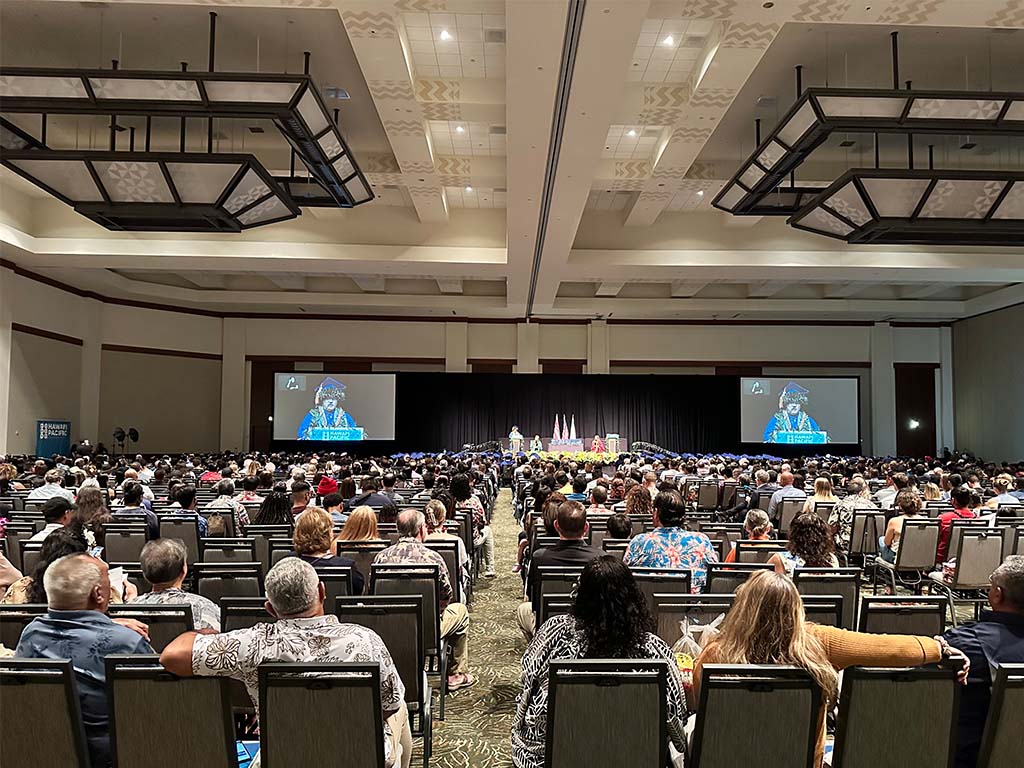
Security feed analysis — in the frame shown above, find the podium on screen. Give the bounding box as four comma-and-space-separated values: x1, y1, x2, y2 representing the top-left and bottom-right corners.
773, 431, 828, 445
306, 427, 366, 441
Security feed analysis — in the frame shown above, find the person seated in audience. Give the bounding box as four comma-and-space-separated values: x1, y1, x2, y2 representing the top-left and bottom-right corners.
424, 499, 470, 581
943, 556, 1024, 768
874, 471, 911, 510
585, 484, 609, 515
28, 496, 74, 542
516, 501, 602, 640
724, 509, 774, 563
608, 476, 626, 503
767, 471, 806, 523
374, 509, 474, 691
801, 476, 838, 515
605, 512, 632, 540
337, 505, 380, 541
289, 480, 312, 517
160, 558, 412, 768
167, 484, 209, 537
827, 476, 876, 552
112, 480, 159, 540
623, 484, 653, 519
119, 468, 155, 502
251, 483, 294, 526
321, 491, 348, 526
452, 473, 495, 579
26, 468, 75, 502
922, 482, 943, 502
204, 478, 248, 532
768, 513, 838, 576
16, 553, 153, 768
937, 486, 979, 564
315, 473, 338, 498
345, 475, 393, 511
288, 506, 364, 594
130, 539, 219, 631
694, 570, 968, 768
984, 473, 1021, 512
878, 490, 923, 566
624, 490, 718, 592
381, 473, 405, 504
16, 458, 49, 489
511, 555, 687, 768
565, 476, 588, 502
234, 475, 265, 505
1010, 475, 1024, 504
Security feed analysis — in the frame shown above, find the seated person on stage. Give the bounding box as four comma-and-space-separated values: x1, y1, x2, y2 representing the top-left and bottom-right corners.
297, 377, 358, 439
605, 512, 632, 540
762, 381, 824, 443
590, 434, 605, 453
623, 491, 718, 592
374, 509, 475, 691
161, 558, 412, 768
516, 500, 602, 640
529, 435, 543, 452
942, 556, 1024, 768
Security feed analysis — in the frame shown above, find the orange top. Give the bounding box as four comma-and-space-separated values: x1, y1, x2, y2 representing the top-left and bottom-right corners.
723, 535, 773, 563
694, 623, 941, 767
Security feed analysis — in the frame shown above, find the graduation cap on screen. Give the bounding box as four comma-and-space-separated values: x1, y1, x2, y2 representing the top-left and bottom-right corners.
779, 381, 810, 408
314, 377, 347, 405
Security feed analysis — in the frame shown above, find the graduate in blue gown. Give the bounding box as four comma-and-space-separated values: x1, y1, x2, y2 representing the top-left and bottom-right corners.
762, 381, 823, 443
297, 377, 358, 439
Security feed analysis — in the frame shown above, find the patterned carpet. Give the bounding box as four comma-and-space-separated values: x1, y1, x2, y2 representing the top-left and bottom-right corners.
416, 489, 522, 768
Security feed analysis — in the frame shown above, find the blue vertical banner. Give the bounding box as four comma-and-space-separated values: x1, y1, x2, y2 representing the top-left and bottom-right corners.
36, 420, 72, 456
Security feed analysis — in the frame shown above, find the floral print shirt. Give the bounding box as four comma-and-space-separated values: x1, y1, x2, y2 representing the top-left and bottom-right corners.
623, 526, 719, 592
130, 587, 221, 631
373, 538, 454, 605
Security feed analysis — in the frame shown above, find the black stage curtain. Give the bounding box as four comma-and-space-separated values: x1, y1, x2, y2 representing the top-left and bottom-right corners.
394, 373, 740, 453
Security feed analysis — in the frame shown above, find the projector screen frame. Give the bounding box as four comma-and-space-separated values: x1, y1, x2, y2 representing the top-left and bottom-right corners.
738, 374, 863, 449
271, 371, 397, 442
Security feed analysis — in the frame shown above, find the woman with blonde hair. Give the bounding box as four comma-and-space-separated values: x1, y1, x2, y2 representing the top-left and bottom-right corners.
923, 482, 942, 501
289, 506, 363, 594
694, 570, 969, 768
801, 476, 838, 515
337, 505, 380, 542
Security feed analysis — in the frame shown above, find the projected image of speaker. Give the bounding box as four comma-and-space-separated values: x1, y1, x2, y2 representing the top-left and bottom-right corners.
740, 377, 860, 445
272, 373, 396, 441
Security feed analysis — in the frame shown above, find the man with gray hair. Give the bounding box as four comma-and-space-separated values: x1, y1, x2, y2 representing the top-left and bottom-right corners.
204, 477, 248, 531
828, 476, 877, 552
26, 468, 75, 502
161, 558, 411, 768
130, 539, 220, 631
16, 553, 153, 768
943, 556, 1024, 768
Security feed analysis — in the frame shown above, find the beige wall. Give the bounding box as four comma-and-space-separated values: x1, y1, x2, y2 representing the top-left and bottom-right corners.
954, 304, 1024, 461
7, 331, 82, 453
98, 349, 222, 453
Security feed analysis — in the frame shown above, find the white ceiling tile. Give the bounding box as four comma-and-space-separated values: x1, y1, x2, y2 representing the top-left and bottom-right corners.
406, 27, 433, 42
460, 27, 483, 42
437, 53, 461, 66
409, 39, 435, 52
687, 20, 714, 36
404, 12, 430, 27
438, 66, 462, 77
482, 14, 505, 29
637, 33, 658, 47
641, 19, 662, 33
418, 65, 439, 77
456, 14, 482, 28
429, 13, 455, 25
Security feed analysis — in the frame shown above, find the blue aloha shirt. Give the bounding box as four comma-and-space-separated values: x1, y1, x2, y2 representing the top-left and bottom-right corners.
622, 527, 719, 592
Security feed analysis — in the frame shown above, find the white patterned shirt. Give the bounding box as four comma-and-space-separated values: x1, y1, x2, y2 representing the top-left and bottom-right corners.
130, 587, 221, 632
191, 615, 404, 765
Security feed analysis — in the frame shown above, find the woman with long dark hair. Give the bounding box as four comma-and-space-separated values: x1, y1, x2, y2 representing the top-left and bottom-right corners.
251, 484, 294, 526
768, 512, 839, 576
1, 527, 89, 604
511, 555, 687, 768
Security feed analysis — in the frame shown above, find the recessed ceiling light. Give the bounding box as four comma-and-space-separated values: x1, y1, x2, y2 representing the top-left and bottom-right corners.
627, 129, 637, 137
455, 125, 465, 133
662, 35, 675, 47
439, 29, 452, 41
696, 190, 704, 197
465, 185, 473, 192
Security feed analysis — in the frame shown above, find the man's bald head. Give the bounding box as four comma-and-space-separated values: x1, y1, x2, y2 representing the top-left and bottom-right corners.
396, 508, 426, 540
779, 471, 795, 487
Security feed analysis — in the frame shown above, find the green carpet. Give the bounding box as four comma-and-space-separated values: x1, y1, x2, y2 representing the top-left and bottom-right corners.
419, 488, 522, 768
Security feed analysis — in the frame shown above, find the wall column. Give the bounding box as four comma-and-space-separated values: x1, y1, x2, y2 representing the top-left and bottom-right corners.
219, 318, 246, 451
870, 321, 897, 456
0, 267, 12, 452
515, 322, 539, 373
444, 322, 468, 372
938, 326, 955, 452
587, 320, 609, 374
77, 299, 103, 444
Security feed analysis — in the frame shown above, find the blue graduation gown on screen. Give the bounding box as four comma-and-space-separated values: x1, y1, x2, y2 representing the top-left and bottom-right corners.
762, 410, 820, 443
297, 407, 357, 439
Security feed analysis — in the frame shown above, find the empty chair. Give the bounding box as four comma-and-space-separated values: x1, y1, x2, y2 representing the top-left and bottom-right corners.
268, 538, 297, 567
191, 563, 263, 603
157, 516, 200, 564
258, 663, 389, 768
106, 604, 193, 653
103, 525, 149, 564
734, 540, 787, 564
106, 654, 235, 768
696, 483, 719, 512
976, 663, 1024, 768
546, 660, 672, 768
200, 537, 258, 564
0, 659, 90, 768
873, 520, 940, 594
704, 563, 773, 594
928, 529, 1004, 627
859, 596, 947, 636
335, 595, 432, 768
337, 541, 389, 595
630, 568, 693, 613
0, 603, 48, 649
651, 594, 734, 647
241, 524, 293, 574
831, 666, 959, 768
690, 665, 821, 768
3, 522, 36, 572
220, 597, 277, 632
794, 568, 862, 630
316, 565, 355, 608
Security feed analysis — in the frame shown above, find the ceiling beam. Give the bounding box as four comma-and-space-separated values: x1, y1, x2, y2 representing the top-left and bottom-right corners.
595, 280, 626, 297
746, 281, 788, 298
898, 283, 954, 300
823, 282, 868, 299
184, 273, 228, 290
670, 280, 708, 298
436, 277, 463, 295
353, 276, 387, 293
265, 274, 307, 291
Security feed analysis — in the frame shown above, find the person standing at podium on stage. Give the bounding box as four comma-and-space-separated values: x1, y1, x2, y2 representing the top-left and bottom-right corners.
762, 381, 823, 443
297, 377, 358, 440
509, 425, 524, 453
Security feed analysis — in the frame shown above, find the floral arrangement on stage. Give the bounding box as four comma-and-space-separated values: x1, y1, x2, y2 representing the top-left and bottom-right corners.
527, 451, 622, 463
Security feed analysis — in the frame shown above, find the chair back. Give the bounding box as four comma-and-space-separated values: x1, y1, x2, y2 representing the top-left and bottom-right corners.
0, 659, 90, 768
220, 597, 276, 632
812, 502, 835, 524
157, 517, 201, 564
859, 596, 947, 636
370, 564, 441, 657
201, 538, 258, 564
734, 540, 787, 564
377, 523, 401, 545
778, 497, 806, 534
651, 594, 733, 647
107, 604, 194, 652
892, 520, 941, 570
258, 663, 385, 768
601, 539, 629, 560
794, 567, 861, 630
696, 483, 719, 511
629, 568, 692, 613
337, 541, 389, 595
832, 666, 959, 768
335, 596, 425, 709
545, 660, 668, 768
977, 663, 1024, 768
849, 511, 885, 557
0, 603, 47, 649
756, 493, 772, 512
19, 540, 44, 576
947, 519, 992, 566
424, 540, 462, 604
949, 529, 1004, 588
242, 525, 293, 574
539, 593, 573, 626
107, 654, 235, 768
720, 483, 738, 510
103, 524, 149, 563
800, 595, 844, 628
191, 563, 263, 603
3, 524, 34, 571
691, 665, 821, 768
268, 539, 297, 568
535, 566, 585, 608
705, 563, 773, 594
316, 565, 355, 607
